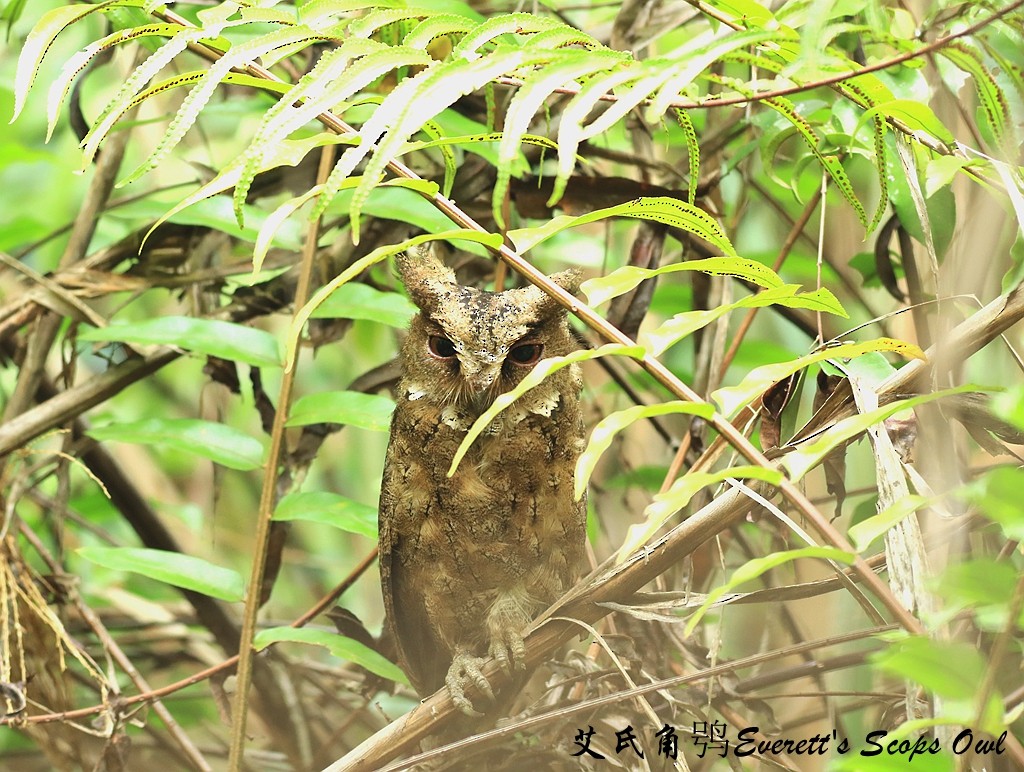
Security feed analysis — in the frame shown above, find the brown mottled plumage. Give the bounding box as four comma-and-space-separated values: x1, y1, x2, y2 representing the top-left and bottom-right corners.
379, 246, 587, 715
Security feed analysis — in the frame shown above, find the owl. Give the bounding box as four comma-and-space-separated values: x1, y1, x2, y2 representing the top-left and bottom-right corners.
378, 246, 587, 716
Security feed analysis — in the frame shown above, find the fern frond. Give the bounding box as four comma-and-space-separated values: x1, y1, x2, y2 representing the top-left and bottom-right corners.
403, 14, 475, 49
453, 12, 564, 58
80, 23, 238, 167
316, 45, 539, 240
233, 39, 396, 223
941, 42, 1013, 150
13, 0, 152, 121
121, 25, 349, 185
673, 109, 700, 205
494, 49, 627, 225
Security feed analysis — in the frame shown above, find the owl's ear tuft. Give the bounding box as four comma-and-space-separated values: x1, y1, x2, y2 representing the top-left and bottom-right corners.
549, 268, 582, 296
514, 268, 582, 322
396, 246, 458, 313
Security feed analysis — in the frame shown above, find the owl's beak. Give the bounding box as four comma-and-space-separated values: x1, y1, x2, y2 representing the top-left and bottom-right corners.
460, 357, 501, 395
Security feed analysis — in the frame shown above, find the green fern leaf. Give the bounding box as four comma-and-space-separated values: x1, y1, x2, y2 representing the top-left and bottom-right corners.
673, 108, 700, 205
941, 43, 1012, 150
509, 196, 735, 256
233, 40, 394, 224
549, 64, 641, 206
646, 27, 792, 120
297, 0, 394, 27
45, 23, 179, 141
122, 25, 344, 186
403, 14, 475, 49
318, 46, 535, 241
494, 49, 626, 226
12, 0, 150, 122
80, 23, 235, 167
142, 132, 357, 252
347, 7, 434, 38
453, 12, 564, 57
581, 257, 783, 308
764, 94, 867, 227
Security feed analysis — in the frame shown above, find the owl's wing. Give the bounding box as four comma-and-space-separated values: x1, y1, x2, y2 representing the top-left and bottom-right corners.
378, 448, 450, 696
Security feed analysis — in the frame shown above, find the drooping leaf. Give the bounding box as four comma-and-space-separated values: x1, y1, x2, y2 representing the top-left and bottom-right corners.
46, 23, 180, 141
13, 0, 152, 122
509, 197, 735, 255
77, 547, 245, 602
712, 339, 926, 418
122, 25, 347, 185
848, 495, 932, 552
253, 626, 408, 685
273, 491, 377, 539
781, 385, 980, 482
619, 466, 784, 564
581, 256, 780, 308
641, 285, 847, 355
287, 391, 395, 431
87, 419, 265, 471
310, 282, 417, 327
685, 547, 854, 634
574, 401, 715, 500
449, 345, 646, 477
81, 23, 237, 168
494, 48, 627, 224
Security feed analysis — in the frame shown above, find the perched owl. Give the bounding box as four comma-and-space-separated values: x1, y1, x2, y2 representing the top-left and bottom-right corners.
379, 247, 587, 716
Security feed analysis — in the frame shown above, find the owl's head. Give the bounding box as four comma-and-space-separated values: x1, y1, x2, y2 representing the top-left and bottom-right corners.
396, 247, 581, 411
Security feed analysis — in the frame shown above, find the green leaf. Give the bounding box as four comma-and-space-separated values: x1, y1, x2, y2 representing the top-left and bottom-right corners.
80, 317, 282, 368
144, 133, 356, 253
449, 345, 646, 477
925, 156, 974, 198
77, 546, 245, 602
253, 626, 408, 685
493, 48, 626, 225
712, 339, 926, 418
848, 495, 931, 552
781, 385, 979, 482
287, 391, 395, 431
323, 46, 537, 241
46, 23, 181, 141
641, 284, 847, 356
286, 229, 503, 369
13, 0, 150, 122
574, 401, 715, 500
991, 384, 1024, 433
873, 636, 986, 701
581, 256, 782, 307
87, 418, 264, 471
273, 492, 377, 539
509, 197, 736, 256
310, 282, 417, 327
968, 466, 1024, 541
122, 24, 340, 185
619, 466, 784, 565
685, 547, 854, 635
82, 23, 237, 168
864, 99, 956, 147
941, 43, 1011, 149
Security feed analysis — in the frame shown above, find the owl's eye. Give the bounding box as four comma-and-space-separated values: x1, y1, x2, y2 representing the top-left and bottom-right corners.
508, 343, 543, 366
427, 335, 457, 360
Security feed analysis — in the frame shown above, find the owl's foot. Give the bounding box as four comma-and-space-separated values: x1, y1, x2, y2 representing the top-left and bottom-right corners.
445, 652, 494, 717
489, 628, 527, 676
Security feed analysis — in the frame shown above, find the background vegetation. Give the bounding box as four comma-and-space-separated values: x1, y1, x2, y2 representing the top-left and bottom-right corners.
1, 0, 1023, 769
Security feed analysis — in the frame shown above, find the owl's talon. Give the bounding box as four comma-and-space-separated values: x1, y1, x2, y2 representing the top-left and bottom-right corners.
446, 653, 493, 717
490, 630, 527, 675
